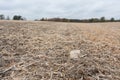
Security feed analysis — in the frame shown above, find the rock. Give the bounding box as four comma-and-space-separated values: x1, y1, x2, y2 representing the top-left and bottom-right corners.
69, 50, 81, 59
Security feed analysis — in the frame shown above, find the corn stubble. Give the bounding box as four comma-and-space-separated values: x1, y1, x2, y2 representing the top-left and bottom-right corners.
0, 21, 120, 80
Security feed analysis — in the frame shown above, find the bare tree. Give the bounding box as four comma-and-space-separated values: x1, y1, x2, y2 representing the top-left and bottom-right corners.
6, 16, 10, 20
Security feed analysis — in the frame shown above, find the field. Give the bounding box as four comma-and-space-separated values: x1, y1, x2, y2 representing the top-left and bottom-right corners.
0, 20, 120, 80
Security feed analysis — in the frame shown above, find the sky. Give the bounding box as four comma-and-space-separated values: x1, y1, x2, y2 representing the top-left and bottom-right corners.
0, 0, 120, 20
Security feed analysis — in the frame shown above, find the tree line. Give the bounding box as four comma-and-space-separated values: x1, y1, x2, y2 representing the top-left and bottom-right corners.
38, 17, 120, 23
1, 14, 120, 22
0, 14, 26, 20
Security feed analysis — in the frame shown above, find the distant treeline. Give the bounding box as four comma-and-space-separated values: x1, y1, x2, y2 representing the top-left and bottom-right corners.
36, 17, 120, 23
1, 14, 120, 22
0, 14, 26, 20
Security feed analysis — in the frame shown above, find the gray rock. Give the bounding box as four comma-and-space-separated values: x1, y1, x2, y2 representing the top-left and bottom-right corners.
69, 50, 81, 59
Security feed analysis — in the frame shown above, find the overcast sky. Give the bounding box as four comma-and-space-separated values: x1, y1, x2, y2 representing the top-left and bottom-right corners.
0, 0, 120, 20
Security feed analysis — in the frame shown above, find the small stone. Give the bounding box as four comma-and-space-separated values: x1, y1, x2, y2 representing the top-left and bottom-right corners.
69, 50, 81, 59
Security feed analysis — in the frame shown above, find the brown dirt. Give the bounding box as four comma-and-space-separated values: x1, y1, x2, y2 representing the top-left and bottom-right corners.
0, 20, 120, 80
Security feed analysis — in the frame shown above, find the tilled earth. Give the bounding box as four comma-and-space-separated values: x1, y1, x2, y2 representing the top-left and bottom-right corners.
0, 21, 120, 80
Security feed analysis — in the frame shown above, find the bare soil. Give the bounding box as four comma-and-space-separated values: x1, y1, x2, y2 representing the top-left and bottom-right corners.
0, 20, 120, 80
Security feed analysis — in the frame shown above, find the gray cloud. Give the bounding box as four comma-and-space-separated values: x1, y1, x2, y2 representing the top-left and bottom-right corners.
0, 0, 120, 20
